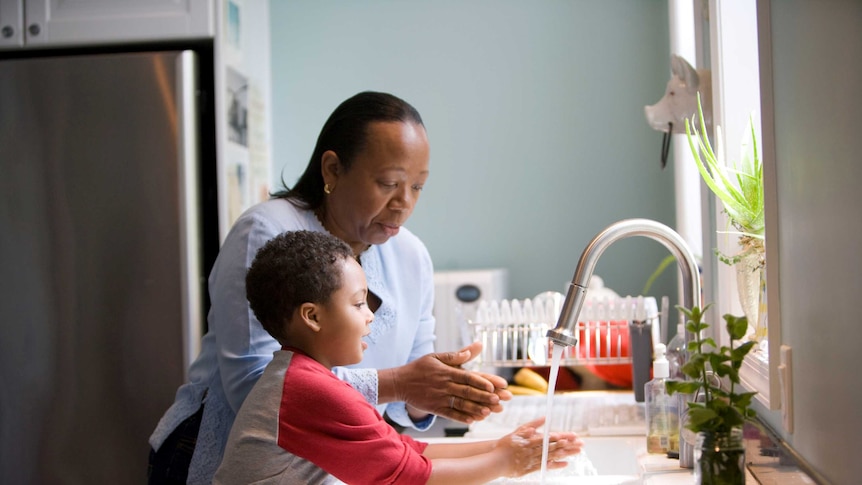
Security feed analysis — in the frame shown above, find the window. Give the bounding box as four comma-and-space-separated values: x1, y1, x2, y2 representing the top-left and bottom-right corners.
699, 0, 779, 410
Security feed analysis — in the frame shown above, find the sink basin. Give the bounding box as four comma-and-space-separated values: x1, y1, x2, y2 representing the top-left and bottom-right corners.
489, 477, 641, 485
415, 393, 664, 483
422, 435, 644, 484
576, 436, 643, 475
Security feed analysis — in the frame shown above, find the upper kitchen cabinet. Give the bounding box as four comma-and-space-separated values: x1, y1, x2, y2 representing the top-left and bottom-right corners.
0, 0, 214, 50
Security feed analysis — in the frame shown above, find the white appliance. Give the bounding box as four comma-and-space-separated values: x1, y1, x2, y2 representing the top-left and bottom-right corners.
433, 269, 509, 353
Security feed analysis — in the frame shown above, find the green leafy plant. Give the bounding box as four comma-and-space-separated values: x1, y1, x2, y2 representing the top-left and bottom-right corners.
666, 304, 757, 434
686, 94, 764, 243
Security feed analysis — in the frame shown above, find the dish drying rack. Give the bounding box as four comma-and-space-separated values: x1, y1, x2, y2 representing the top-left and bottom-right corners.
469, 291, 663, 368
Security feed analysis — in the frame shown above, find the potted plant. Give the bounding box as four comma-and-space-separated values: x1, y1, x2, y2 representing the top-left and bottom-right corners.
666, 304, 758, 485
686, 93, 764, 248
686, 93, 766, 341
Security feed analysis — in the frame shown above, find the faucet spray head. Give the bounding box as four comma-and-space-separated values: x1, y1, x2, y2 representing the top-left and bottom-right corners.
545, 282, 587, 348
546, 328, 578, 347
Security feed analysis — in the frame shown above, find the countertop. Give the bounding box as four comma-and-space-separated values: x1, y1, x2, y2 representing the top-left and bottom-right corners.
408, 392, 771, 484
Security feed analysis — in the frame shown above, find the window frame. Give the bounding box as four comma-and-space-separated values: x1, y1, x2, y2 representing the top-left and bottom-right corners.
701, 0, 781, 410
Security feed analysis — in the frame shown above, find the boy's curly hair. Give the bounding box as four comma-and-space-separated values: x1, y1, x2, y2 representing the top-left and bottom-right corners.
245, 230, 353, 344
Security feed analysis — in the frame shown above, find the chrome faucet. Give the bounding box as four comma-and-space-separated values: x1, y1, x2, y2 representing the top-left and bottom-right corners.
546, 218, 701, 467
546, 218, 700, 348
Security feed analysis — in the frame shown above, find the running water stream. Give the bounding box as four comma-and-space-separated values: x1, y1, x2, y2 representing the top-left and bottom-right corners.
538, 343, 566, 484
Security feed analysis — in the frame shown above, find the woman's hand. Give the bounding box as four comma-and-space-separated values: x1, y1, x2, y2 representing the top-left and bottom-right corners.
381, 342, 513, 423
494, 417, 584, 478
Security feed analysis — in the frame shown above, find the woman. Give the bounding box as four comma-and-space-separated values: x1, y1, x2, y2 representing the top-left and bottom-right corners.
148, 91, 511, 485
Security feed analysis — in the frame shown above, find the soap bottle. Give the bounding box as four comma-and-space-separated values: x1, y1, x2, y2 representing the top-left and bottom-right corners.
644, 343, 679, 454
666, 323, 687, 380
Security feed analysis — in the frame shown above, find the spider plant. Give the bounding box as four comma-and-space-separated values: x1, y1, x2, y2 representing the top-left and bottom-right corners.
686, 93, 764, 250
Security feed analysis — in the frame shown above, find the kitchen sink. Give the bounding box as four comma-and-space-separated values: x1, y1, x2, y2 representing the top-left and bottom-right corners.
413, 393, 680, 484
490, 477, 641, 485
422, 435, 644, 484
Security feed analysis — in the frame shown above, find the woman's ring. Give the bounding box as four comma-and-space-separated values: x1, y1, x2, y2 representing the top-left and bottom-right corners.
449, 396, 455, 409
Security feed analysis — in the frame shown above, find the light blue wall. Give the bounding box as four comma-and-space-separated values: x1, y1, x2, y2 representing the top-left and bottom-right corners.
269, 1, 679, 306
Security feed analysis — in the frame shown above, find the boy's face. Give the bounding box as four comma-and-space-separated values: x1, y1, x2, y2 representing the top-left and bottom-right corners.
316, 258, 374, 367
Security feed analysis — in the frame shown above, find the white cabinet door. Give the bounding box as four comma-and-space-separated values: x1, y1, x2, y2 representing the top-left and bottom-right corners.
0, 0, 213, 50
0, 0, 24, 47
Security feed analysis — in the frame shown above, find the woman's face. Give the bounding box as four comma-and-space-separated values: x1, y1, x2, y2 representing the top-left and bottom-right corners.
316, 258, 374, 368
320, 121, 430, 254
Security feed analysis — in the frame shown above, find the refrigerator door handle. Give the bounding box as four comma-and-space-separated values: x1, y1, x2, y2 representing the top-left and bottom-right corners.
177, 50, 204, 377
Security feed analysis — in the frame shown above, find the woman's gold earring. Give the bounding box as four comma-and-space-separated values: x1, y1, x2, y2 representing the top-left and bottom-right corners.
323, 183, 332, 195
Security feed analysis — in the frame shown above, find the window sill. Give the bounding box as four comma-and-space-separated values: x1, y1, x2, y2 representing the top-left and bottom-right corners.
740, 346, 771, 408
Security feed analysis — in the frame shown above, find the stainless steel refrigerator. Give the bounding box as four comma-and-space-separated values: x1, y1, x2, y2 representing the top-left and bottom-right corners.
0, 47, 219, 483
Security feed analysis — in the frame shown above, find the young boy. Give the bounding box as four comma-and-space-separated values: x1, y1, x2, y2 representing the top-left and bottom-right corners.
214, 230, 583, 484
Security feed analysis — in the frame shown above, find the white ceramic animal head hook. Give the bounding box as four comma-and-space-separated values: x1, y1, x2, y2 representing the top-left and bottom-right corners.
645, 54, 713, 134
644, 54, 713, 168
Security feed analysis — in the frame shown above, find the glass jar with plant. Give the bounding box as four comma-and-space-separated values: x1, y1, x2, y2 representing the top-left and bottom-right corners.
686, 94, 766, 342
666, 304, 758, 485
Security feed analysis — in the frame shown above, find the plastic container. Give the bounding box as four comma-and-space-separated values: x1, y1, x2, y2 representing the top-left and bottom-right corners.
644, 343, 680, 454
666, 323, 687, 380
